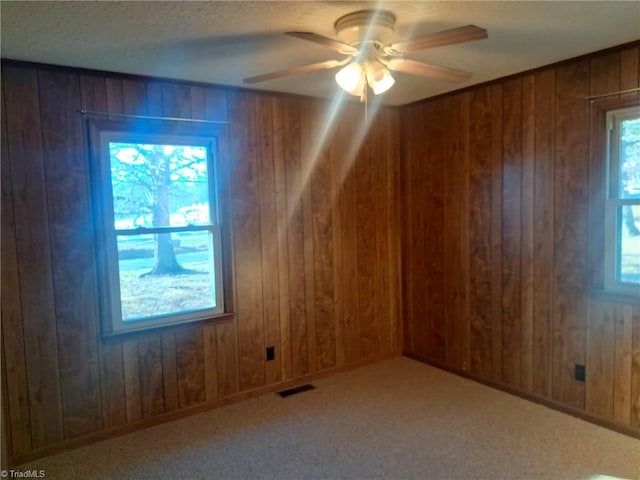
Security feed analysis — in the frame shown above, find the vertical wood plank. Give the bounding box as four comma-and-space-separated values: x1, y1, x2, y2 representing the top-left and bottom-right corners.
161, 333, 179, 413
300, 100, 318, 373
121, 78, 148, 115
552, 60, 590, 409
620, 47, 639, 94
137, 335, 165, 418
613, 304, 633, 424
355, 122, 378, 360
501, 78, 523, 389
400, 105, 414, 355
202, 326, 219, 401
469, 86, 494, 377
443, 96, 461, 367
459, 94, 471, 372
520, 74, 535, 392
189, 85, 206, 120
161, 82, 192, 118
4, 66, 64, 448
122, 340, 142, 423
1, 82, 33, 455
424, 101, 446, 361
586, 299, 615, 419
283, 97, 309, 375
216, 321, 239, 397
228, 91, 266, 391
340, 106, 361, 363
386, 109, 402, 355
105, 78, 124, 119
374, 111, 392, 356
490, 84, 504, 382
175, 328, 205, 407
272, 97, 293, 380
204, 88, 229, 122
406, 103, 426, 358
255, 94, 283, 384
442, 92, 471, 370
532, 69, 555, 398
331, 106, 347, 367
308, 101, 337, 369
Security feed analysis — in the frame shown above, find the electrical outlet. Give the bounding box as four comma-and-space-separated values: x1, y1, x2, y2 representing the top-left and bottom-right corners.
574, 364, 586, 382
266, 346, 275, 361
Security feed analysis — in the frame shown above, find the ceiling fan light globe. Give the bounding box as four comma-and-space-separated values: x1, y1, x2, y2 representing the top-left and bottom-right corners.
364, 60, 383, 82
372, 74, 394, 95
363, 60, 394, 94
371, 67, 395, 95
336, 62, 365, 94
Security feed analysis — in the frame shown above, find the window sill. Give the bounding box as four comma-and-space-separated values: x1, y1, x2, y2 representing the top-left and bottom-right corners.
587, 288, 640, 305
101, 311, 236, 342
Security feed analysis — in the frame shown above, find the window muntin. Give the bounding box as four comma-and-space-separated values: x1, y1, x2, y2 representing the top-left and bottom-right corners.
605, 106, 640, 293
91, 122, 227, 335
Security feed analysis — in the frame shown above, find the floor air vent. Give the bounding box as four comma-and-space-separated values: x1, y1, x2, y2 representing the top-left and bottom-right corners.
277, 384, 316, 398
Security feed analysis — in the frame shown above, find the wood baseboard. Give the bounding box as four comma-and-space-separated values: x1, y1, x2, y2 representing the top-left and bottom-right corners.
12, 352, 400, 466
404, 352, 640, 440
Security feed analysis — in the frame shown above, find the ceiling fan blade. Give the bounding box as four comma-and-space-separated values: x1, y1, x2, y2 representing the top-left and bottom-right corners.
243, 59, 349, 84
286, 31, 358, 55
388, 25, 487, 54
387, 58, 472, 83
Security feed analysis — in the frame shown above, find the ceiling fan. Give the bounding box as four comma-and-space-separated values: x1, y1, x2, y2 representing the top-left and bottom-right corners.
243, 10, 488, 100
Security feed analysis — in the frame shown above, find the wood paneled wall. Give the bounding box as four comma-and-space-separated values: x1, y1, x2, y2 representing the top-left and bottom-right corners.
402, 44, 640, 434
1, 62, 401, 462
3, 41, 640, 465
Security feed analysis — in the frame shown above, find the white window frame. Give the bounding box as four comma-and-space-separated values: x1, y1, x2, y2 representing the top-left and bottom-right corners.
89, 119, 230, 336
603, 105, 640, 296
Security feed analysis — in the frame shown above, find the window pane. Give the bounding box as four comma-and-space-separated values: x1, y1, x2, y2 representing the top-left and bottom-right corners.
619, 117, 640, 199
117, 231, 217, 321
618, 205, 640, 285
109, 143, 211, 228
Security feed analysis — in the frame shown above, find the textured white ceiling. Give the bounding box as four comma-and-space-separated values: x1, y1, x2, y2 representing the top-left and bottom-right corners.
1, 1, 639, 105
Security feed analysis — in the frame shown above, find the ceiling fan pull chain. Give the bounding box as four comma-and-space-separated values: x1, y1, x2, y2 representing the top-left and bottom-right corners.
364, 86, 368, 124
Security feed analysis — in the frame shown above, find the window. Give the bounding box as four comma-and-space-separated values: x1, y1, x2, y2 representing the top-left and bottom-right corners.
89, 120, 230, 335
604, 105, 640, 294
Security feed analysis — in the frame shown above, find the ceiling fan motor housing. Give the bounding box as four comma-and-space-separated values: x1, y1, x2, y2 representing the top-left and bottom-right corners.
335, 10, 396, 47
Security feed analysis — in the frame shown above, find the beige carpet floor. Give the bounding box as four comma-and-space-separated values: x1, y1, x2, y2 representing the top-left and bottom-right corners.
18, 356, 640, 480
